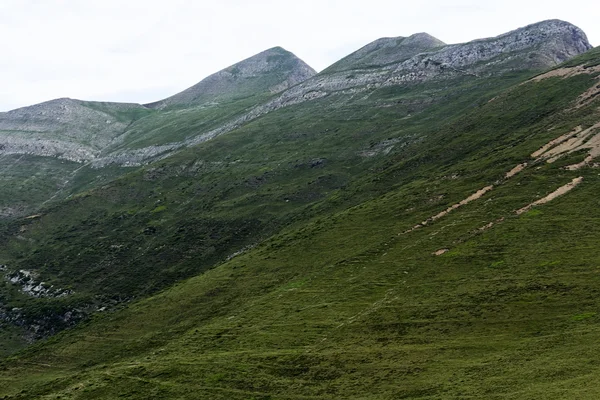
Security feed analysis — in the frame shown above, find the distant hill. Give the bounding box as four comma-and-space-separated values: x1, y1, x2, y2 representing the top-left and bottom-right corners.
0, 49, 317, 217
0, 98, 150, 162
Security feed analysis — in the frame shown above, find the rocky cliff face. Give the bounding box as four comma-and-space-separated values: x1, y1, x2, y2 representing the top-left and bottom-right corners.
145, 47, 316, 110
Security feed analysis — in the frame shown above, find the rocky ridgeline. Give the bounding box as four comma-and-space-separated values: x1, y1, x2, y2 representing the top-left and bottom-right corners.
325, 32, 446, 73
96, 21, 592, 166
259, 20, 592, 112
0, 20, 593, 168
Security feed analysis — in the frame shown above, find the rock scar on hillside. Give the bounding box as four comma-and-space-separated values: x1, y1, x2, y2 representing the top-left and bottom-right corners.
529, 65, 600, 82
516, 177, 583, 215
404, 185, 494, 233
531, 126, 583, 158
505, 163, 528, 179
533, 122, 600, 169
529, 64, 600, 109
433, 176, 582, 255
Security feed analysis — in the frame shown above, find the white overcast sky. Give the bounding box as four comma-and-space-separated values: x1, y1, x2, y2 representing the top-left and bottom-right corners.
0, 0, 598, 111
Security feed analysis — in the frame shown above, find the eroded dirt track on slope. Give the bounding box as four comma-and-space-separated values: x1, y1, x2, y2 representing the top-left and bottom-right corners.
530, 65, 600, 82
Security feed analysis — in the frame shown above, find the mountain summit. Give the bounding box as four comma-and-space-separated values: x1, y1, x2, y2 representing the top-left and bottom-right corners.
145, 47, 316, 110
325, 32, 446, 73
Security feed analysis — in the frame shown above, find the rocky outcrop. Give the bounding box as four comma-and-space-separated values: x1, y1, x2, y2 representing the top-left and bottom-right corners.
5, 269, 72, 298
0, 265, 79, 341
0, 135, 97, 162
145, 47, 317, 110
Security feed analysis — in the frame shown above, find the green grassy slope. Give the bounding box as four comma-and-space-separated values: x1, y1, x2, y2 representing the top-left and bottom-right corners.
0, 155, 140, 221
1, 48, 599, 398
0, 65, 537, 345
107, 92, 275, 150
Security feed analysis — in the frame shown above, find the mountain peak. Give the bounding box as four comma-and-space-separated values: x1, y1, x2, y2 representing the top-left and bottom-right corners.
146, 47, 316, 110
324, 32, 445, 73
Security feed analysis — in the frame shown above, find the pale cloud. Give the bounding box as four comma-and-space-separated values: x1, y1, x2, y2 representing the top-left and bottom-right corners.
0, 0, 598, 111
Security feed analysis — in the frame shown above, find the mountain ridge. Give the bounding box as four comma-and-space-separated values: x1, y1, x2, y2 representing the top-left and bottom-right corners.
89, 19, 594, 170
0, 20, 591, 167
324, 32, 446, 73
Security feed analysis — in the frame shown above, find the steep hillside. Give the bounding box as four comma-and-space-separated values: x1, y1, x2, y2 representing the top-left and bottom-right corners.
1, 44, 600, 399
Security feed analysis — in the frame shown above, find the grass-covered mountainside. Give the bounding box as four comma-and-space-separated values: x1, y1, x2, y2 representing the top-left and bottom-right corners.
1, 20, 599, 398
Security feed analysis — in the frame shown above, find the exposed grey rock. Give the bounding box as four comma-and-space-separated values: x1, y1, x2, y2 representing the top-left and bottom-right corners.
91, 143, 184, 167
0, 135, 97, 162
5, 269, 72, 298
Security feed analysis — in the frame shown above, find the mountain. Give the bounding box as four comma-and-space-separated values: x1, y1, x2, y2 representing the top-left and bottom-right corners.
0, 19, 593, 341
145, 46, 316, 110
0, 19, 599, 399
